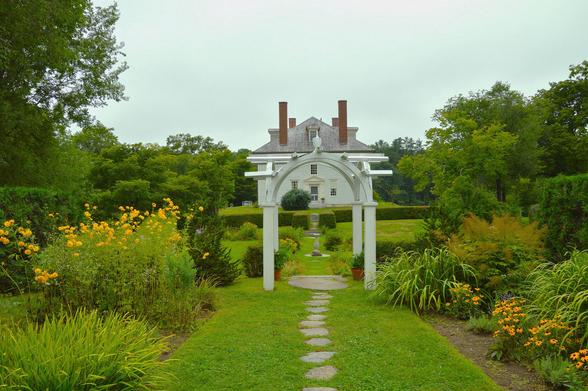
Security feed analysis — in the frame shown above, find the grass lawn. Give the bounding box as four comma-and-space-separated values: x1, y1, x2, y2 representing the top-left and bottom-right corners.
164, 278, 500, 390
336, 219, 425, 242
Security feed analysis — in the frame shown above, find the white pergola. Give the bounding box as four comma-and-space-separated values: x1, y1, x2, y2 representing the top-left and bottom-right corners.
245, 139, 392, 291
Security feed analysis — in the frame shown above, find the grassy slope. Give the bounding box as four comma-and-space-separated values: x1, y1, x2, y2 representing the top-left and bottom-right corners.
164, 278, 500, 391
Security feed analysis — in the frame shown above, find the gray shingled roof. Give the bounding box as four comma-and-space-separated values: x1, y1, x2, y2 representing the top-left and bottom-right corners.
252, 117, 373, 154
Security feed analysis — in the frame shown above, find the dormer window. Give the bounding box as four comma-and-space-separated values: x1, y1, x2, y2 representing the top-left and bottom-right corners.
308, 128, 319, 142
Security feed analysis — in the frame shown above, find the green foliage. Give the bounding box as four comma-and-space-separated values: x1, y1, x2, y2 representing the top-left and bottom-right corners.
465, 316, 497, 334
376, 240, 425, 263
188, 212, 240, 286
539, 174, 588, 259
375, 248, 476, 313
351, 251, 364, 269
533, 356, 587, 390
291, 212, 309, 230
279, 227, 304, 250
324, 231, 343, 251
0, 310, 168, 390
222, 212, 264, 228
0, 187, 82, 246
445, 283, 485, 320
229, 222, 259, 241
535, 61, 588, 177
38, 203, 212, 330
281, 259, 305, 277
281, 189, 311, 211
242, 243, 263, 278
328, 252, 352, 276
72, 122, 119, 154
319, 211, 336, 228
526, 251, 588, 345
332, 208, 352, 223
274, 247, 291, 271
376, 205, 429, 220
448, 214, 546, 291
0, 219, 40, 294
0, 0, 127, 188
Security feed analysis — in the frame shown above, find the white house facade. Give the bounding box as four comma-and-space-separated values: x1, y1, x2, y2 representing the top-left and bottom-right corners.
250, 100, 385, 208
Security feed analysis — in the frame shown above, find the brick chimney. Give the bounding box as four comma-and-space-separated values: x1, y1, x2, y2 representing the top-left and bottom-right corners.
338, 100, 348, 144
289, 118, 296, 128
331, 117, 339, 127
279, 101, 288, 145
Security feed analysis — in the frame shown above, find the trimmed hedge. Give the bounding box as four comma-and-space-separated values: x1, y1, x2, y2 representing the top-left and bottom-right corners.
221, 205, 429, 228
539, 174, 588, 259
319, 211, 336, 229
0, 187, 82, 246
242, 243, 263, 277
291, 213, 309, 230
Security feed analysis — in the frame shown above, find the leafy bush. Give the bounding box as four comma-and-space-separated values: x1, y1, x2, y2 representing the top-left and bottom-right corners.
279, 226, 304, 249
0, 219, 41, 293
376, 239, 426, 263
274, 247, 291, 271
526, 251, 588, 345
188, 208, 240, 286
447, 214, 545, 291
279, 238, 298, 254
465, 316, 497, 334
0, 310, 168, 390
0, 187, 82, 246
38, 199, 214, 330
221, 210, 296, 228
376, 206, 429, 220
445, 283, 485, 320
225, 222, 259, 241
281, 189, 311, 211
539, 174, 588, 260
281, 259, 305, 277
242, 243, 263, 277
376, 248, 476, 313
324, 231, 343, 251
533, 356, 587, 390
291, 212, 309, 230
319, 211, 336, 228
328, 252, 351, 276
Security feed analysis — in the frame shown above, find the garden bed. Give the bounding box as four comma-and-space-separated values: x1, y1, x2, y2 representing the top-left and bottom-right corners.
427, 314, 549, 391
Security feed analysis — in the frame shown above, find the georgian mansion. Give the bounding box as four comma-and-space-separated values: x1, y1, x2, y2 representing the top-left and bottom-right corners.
249, 101, 384, 207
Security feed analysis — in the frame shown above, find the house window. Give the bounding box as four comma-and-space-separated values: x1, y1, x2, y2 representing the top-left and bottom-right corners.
310, 164, 317, 175
309, 129, 319, 142
330, 188, 337, 196
291, 180, 298, 190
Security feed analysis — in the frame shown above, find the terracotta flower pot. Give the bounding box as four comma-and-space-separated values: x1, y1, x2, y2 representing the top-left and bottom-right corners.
351, 267, 364, 281
274, 270, 281, 281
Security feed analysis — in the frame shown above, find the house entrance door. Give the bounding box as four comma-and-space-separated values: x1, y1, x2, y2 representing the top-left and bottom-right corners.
310, 185, 319, 201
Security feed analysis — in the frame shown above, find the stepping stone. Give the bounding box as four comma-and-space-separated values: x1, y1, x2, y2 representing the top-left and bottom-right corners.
289, 276, 348, 291
307, 307, 328, 313
302, 388, 337, 391
312, 294, 333, 299
305, 365, 338, 380
307, 314, 327, 321
305, 338, 331, 346
299, 320, 326, 328
300, 351, 336, 363
300, 327, 328, 337
305, 300, 330, 306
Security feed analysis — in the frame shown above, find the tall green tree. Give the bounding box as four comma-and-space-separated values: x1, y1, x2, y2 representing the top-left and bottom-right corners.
534, 61, 588, 176
0, 0, 127, 186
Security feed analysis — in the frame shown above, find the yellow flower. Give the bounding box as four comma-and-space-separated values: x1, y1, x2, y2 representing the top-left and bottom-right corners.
73, 252, 80, 257
0, 237, 10, 245
576, 361, 584, 369
202, 252, 210, 259
84, 203, 90, 209
18, 241, 25, 247
198, 206, 204, 212
3, 220, 14, 227
571, 352, 581, 360
24, 249, 32, 255
34, 268, 41, 274
49, 272, 58, 279
549, 339, 558, 345
152, 203, 157, 208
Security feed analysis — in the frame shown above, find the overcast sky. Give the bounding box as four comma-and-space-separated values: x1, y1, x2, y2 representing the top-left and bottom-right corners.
90, 0, 588, 151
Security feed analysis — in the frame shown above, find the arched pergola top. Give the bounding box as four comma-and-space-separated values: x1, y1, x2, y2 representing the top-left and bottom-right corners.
244, 139, 392, 292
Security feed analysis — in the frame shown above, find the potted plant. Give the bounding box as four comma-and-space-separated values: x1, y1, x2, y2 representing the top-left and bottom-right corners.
350, 251, 364, 281
274, 247, 290, 281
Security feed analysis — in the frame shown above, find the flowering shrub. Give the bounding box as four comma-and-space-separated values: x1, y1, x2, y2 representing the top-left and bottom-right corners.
490, 297, 528, 360
524, 318, 572, 357
279, 238, 298, 254
37, 199, 212, 329
570, 349, 588, 371
0, 219, 40, 293
445, 283, 484, 319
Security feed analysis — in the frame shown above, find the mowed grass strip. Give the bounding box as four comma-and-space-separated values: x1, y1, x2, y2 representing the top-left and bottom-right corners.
164, 278, 500, 391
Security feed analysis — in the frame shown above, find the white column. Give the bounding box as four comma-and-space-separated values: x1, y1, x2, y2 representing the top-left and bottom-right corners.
351, 201, 363, 255
273, 205, 279, 251
261, 203, 275, 291
363, 202, 377, 290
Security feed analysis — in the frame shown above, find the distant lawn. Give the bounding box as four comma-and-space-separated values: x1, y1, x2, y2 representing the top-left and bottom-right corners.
337, 219, 425, 242
164, 278, 500, 390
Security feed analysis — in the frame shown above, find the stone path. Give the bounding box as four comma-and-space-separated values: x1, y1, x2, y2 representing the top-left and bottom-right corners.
293, 276, 348, 390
